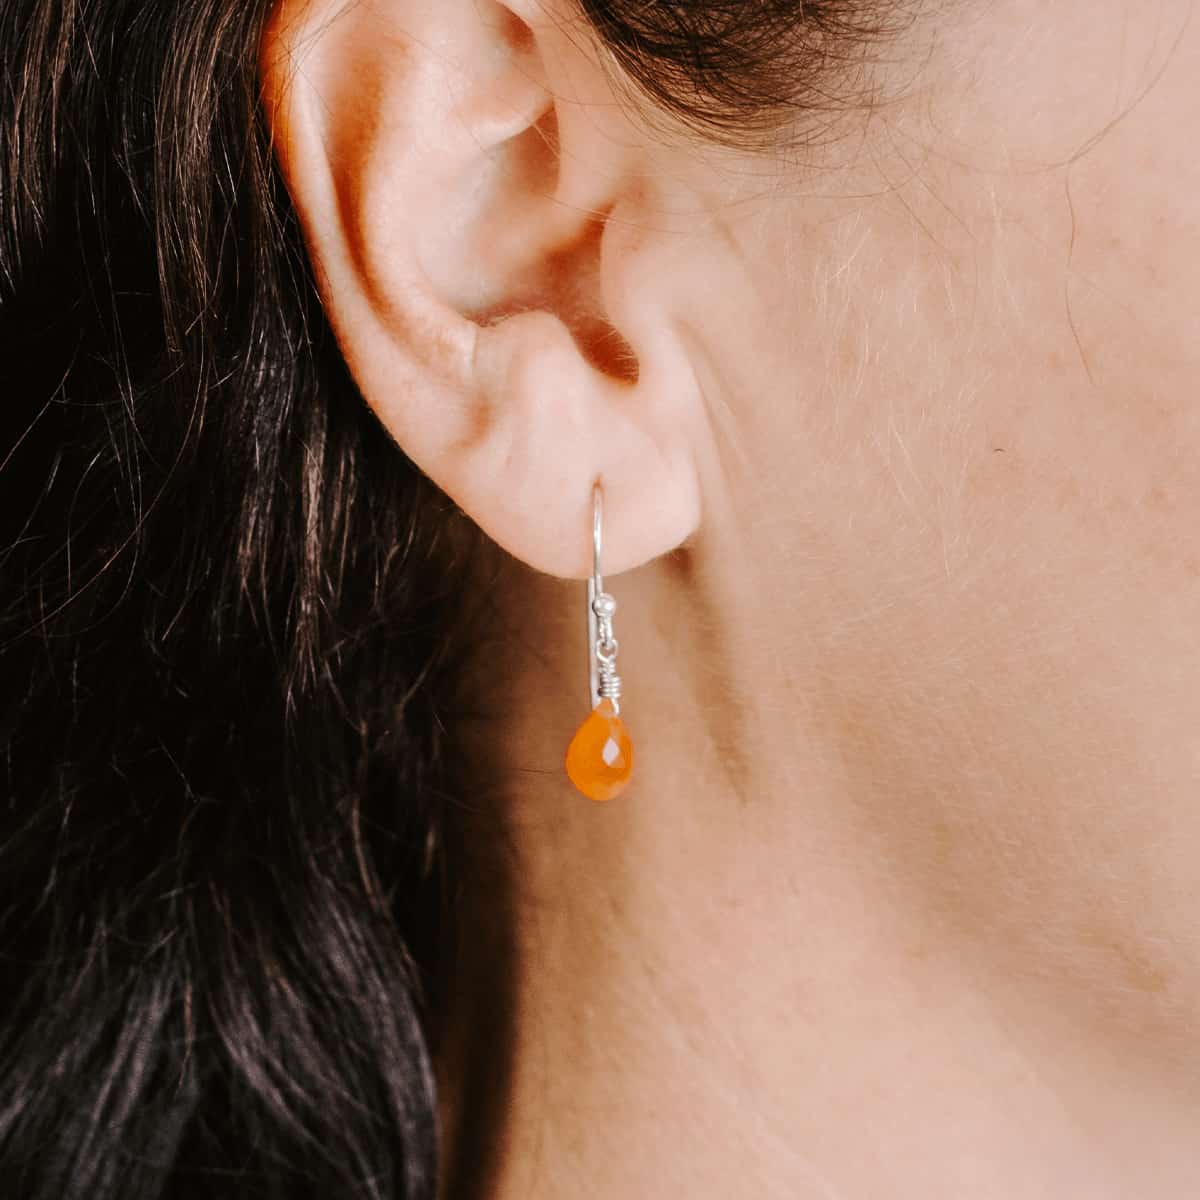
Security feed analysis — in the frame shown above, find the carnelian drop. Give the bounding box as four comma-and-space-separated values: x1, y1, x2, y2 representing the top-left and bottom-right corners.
565, 698, 633, 802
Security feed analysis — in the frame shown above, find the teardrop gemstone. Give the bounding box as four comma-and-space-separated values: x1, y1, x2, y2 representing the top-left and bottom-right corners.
565, 699, 633, 802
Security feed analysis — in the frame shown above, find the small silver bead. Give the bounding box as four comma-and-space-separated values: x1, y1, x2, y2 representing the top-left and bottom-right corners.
592, 592, 617, 619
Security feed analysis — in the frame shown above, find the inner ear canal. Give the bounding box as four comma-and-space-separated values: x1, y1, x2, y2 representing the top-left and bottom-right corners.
473, 106, 640, 386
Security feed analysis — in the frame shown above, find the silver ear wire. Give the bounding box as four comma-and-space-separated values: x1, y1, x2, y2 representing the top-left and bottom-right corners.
586, 482, 622, 713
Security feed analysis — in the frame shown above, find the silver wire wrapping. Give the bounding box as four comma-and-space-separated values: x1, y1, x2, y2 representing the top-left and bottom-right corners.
587, 484, 622, 713
594, 596, 622, 707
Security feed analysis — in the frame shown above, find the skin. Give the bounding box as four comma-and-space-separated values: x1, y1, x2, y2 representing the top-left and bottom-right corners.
261, 0, 1200, 1195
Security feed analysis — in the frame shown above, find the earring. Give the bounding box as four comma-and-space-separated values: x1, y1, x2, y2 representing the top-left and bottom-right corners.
565, 482, 634, 801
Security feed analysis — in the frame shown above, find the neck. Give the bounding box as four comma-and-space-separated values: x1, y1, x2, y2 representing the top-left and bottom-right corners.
434, 478, 1200, 1198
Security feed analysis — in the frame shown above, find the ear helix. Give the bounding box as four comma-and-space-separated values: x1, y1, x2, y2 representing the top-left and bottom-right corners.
565, 481, 634, 801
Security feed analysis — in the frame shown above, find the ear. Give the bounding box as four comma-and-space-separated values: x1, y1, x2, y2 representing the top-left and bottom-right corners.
258, 0, 703, 578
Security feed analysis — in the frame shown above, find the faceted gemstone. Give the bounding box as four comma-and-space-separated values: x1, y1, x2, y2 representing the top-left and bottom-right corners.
565, 699, 633, 801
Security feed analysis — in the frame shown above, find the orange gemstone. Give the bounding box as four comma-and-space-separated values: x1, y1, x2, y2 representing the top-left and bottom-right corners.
565, 699, 633, 802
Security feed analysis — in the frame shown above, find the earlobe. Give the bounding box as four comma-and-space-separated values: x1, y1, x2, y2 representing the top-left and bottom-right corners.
259, 0, 701, 578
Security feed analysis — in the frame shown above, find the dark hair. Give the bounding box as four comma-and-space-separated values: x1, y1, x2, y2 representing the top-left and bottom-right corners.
0, 2, 902, 1196
581, 0, 909, 145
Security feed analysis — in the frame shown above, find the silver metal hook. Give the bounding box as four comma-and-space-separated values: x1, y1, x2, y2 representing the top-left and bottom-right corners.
592, 482, 604, 597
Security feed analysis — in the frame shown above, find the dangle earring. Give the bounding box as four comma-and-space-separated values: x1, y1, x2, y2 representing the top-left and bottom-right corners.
565, 482, 634, 801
